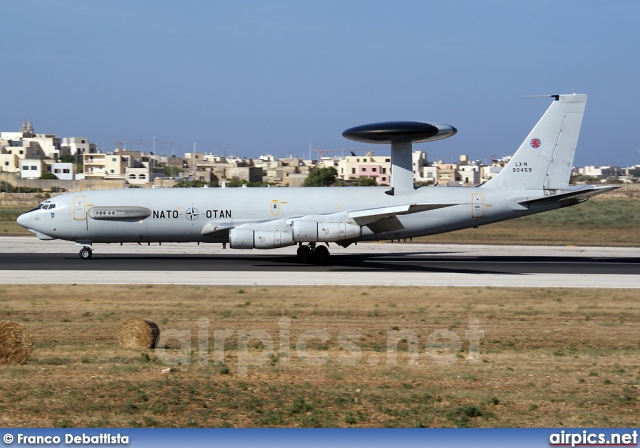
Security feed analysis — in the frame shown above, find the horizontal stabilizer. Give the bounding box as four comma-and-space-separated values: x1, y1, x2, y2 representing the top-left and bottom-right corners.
349, 203, 457, 226
518, 185, 618, 208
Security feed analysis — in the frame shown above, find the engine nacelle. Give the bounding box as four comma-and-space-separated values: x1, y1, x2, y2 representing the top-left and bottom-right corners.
291, 220, 362, 242
229, 227, 295, 249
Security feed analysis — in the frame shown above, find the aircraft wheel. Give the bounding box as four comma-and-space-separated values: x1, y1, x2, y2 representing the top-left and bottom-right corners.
313, 245, 330, 264
296, 245, 313, 263
79, 247, 93, 260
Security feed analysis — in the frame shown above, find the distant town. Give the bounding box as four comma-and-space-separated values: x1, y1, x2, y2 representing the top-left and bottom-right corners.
1, 122, 639, 193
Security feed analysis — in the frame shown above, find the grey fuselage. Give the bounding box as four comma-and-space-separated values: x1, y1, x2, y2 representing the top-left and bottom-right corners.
20, 185, 557, 246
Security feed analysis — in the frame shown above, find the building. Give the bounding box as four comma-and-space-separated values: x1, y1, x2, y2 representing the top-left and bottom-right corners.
18, 159, 43, 179
322, 152, 392, 185
436, 162, 458, 185
83, 153, 127, 179
226, 166, 263, 184
49, 162, 75, 180
456, 155, 481, 185
1, 123, 47, 174
62, 137, 98, 156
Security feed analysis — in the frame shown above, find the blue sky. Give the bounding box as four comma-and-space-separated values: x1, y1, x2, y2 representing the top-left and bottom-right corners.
2, 0, 639, 166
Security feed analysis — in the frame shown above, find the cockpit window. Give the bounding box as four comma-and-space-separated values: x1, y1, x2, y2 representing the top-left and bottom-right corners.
25, 203, 44, 213
26, 200, 54, 213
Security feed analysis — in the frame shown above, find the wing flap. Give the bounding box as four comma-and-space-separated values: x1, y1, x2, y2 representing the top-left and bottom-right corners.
366, 216, 405, 234
349, 203, 457, 226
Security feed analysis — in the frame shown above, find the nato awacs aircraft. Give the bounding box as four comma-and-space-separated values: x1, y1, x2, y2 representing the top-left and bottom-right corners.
18, 94, 615, 263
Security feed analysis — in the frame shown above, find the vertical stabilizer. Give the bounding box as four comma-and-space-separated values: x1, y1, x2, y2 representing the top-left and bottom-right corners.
482, 94, 587, 190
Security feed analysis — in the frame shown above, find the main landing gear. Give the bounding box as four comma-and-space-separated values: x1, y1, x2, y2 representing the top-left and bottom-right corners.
297, 243, 330, 264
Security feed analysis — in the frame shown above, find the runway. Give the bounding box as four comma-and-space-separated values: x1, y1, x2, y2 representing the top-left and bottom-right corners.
1, 237, 638, 287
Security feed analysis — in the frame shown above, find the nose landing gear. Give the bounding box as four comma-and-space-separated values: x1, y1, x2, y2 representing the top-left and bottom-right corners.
79, 247, 93, 260
75, 242, 94, 260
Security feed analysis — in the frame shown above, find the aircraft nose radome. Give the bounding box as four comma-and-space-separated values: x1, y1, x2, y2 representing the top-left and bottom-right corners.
16, 213, 29, 228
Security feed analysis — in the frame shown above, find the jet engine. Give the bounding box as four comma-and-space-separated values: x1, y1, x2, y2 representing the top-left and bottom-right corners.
229, 228, 295, 249
291, 220, 361, 242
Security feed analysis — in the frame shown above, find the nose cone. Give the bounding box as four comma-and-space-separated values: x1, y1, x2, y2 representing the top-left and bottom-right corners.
16, 213, 29, 228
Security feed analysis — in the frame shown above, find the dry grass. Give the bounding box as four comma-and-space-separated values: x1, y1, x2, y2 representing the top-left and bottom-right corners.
0, 285, 638, 428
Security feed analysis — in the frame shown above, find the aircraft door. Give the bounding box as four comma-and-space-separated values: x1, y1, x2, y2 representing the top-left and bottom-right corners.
271, 200, 280, 216
472, 194, 484, 218
74, 195, 87, 220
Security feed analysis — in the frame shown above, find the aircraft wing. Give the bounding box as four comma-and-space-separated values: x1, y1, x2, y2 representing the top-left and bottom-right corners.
201, 203, 458, 237
348, 203, 456, 226
349, 203, 458, 234
518, 185, 618, 208
201, 222, 235, 236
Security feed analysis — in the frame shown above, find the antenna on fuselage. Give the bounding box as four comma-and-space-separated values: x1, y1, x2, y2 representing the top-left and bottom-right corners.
192, 142, 196, 180
342, 121, 457, 195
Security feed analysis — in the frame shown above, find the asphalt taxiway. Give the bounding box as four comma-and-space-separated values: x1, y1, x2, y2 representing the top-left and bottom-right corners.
0, 237, 638, 287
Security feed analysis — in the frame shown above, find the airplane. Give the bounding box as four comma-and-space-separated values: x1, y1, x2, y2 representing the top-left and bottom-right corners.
17, 93, 616, 263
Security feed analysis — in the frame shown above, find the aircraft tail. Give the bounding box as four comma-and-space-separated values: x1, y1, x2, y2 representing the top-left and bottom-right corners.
481, 94, 587, 190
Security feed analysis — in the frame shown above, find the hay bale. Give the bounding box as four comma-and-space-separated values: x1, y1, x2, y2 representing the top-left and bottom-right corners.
117, 318, 160, 349
0, 321, 32, 365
